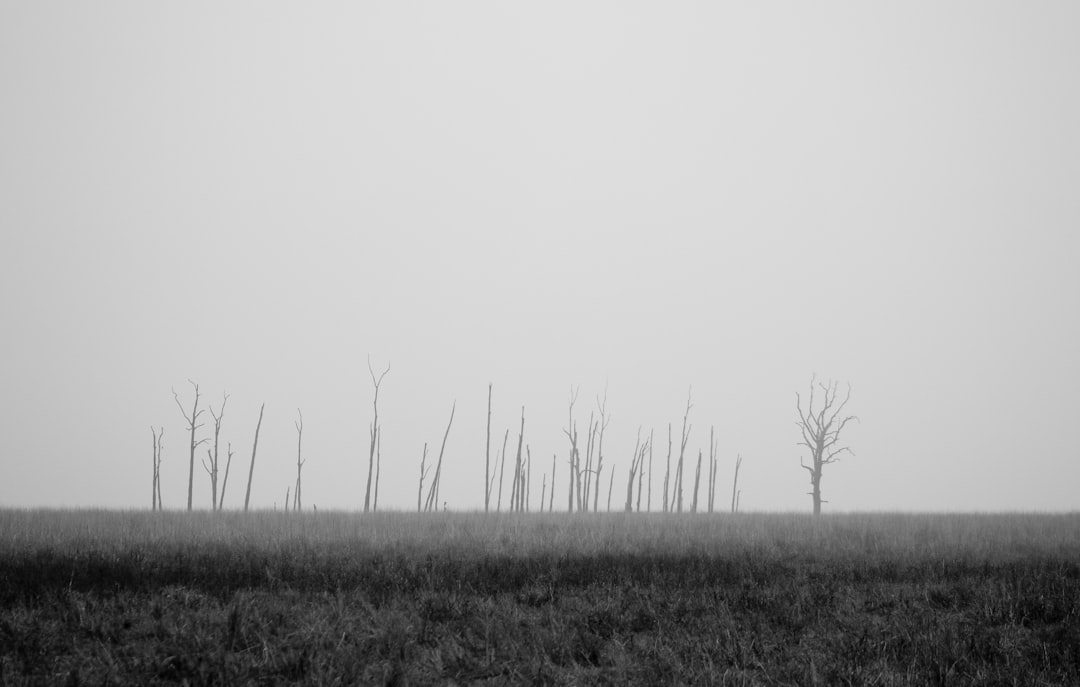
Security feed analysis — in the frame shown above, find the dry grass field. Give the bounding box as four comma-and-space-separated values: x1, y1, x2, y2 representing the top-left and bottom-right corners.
1, 510, 1078, 684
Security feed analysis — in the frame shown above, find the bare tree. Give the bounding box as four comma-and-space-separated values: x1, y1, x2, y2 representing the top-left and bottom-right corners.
675, 388, 692, 513
417, 442, 429, 512
150, 427, 164, 511
243, 403, 265, 512
797, 378, 857, 515
592, 392, 610, 513
293, 409, 305, 512
219, 442, 234, 510
510, 407, 525, 512
364, 357, 390, 512
607, 468, 615, 512
647, 428, 653, 512
201, 393, 228, 511
549, 453, 557, 512
731, 453, 743, 514
663, 423, 672, 512
424, 401, 456, 512
496, 429, 509, 512
485, 383, 492, 513
625, 428, 647, 512
374, 429, 382, 511
539, 473, 546, 513
690, 449, 703, 513
563, 386, 580, 512
173, 381, 208, 512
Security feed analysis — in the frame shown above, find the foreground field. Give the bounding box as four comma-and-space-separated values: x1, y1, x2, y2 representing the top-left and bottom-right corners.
1, 511, 1078, 685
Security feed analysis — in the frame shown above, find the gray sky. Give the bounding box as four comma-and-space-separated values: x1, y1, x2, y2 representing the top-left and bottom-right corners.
1, 2, 1078, 512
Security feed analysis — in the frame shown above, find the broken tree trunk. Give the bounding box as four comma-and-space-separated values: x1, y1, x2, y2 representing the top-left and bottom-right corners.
243, 403, 265, 512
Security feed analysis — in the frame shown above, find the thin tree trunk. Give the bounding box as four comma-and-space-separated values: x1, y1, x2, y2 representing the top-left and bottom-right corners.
244, 403, 265, 512
373, 429, 381, 512
417, 442, 428, 512
425, 402, 456, 512
173, 381, 206, 512
220, 442, 233, 511
607, 467, 615, 512
497, 429, 508, 512
364, 359, 390, 513
549, 453, 557, 512
691, 449, 702, 513
294, 409, 304, 512
663, 423, 672, 513
731, 454, 742, 514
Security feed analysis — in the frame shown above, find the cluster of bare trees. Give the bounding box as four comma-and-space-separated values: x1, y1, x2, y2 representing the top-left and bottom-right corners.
154, 371, 855, 516
161, 380, 266, 513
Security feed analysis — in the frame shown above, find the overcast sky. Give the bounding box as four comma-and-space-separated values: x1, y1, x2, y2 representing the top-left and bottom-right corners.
1, 2, 1077, 512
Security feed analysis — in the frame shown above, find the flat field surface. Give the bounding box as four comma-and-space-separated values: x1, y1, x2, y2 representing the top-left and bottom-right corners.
1, 510, 1078, 685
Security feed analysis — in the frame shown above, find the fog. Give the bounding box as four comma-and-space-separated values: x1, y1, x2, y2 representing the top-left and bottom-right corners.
1, 2, 1078, 512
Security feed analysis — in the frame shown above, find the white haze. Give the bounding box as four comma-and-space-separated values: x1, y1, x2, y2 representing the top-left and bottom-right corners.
1, 2, 1078, 512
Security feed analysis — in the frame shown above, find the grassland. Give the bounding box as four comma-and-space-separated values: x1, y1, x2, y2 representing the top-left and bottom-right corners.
1, 510, 1078, 685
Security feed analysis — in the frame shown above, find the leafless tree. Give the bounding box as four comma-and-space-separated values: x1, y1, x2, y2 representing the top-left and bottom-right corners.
417, 442, 429, 512
485, 383, 492, 513
201, 393, 228, 511
797, 377, 857, 515
539, 473, 546, 513
243, 403, 265, 512
219, 442, 234, 510
625, 428, 648, 512
496, 428, 509, 512
647, 428, 654, 512
731, 453, 743, 514
510, 407, 525, 512
151, 427, 164, 511
424, 401, 456, 512
374, 429, 382, 511
691, 449, 703, 513
549, 453, 557, 512
607, 468, 615, 512
292, 409, 305, 512
663, 423, 672, 512
592, 392, 610, 513
563, 386, 581, 512
173, 381, 208, 511
364, 357, 390, 512
675, 388, 692, 513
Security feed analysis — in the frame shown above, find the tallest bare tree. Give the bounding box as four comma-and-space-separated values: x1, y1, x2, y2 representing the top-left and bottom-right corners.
364, 357, 390, 513
796, 377, 858, 515
173, 381, 208, 512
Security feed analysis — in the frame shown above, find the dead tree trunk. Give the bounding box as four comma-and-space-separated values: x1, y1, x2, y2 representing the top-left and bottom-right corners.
417, 442, 429, 512
485, 383, 492, 513
797, 378, 857, 515
647, 428, 653, 512
663, 424, 672, 513
243, 403, 265, 512
510, 407, 525, 512
173, 381, 207, 511
374, 430, 381, 511
293, 409, 304, 512
592, 392, 610, 513
364, 358, 390, 513
625, 428, 644, 512
151, 427, 164, 511
539, 473, 546, 513
691, 449, 702, 513
583, 412, 596, 512
424, 401, 456, 512
676, 388, 692, 513
220, 442, 233, 510
563, 386, 580, 512
549, 453, 557, 512
201, 393, 228, 511
496, 429, 509, 512
607, 468, 615, 512
731, 453, 743, 514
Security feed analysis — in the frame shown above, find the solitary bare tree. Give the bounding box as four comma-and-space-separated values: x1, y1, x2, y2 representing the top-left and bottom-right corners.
293, 409, 304, 512
592, 392, 610, 513
150, 427, 164, 511
219, 442, 234, 510
730, 453, 743, 514
364, 357, 390, 513
796, 377, 857, 515
173, 381, 208, 511
417, 442, 429, 512
243, 403, 265, 512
